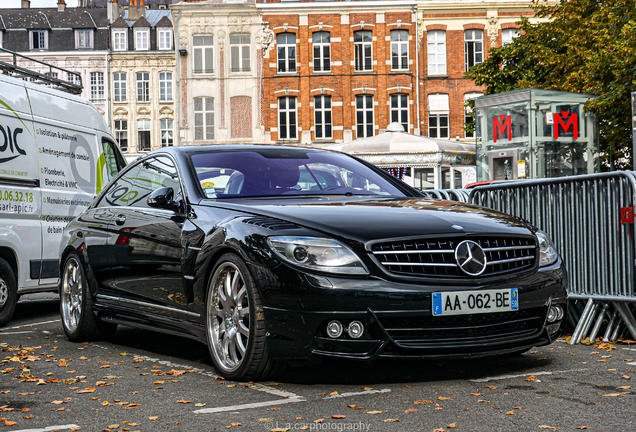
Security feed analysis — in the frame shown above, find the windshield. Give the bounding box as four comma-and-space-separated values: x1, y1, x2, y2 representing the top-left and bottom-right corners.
189, 148, 407, 198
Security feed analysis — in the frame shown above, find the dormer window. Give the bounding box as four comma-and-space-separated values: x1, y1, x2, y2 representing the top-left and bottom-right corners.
158, 28, 172, 50
113, 29, 127, 51
75, 29, 94, 49
135, 28, 150, 51
30, 30, 48, 50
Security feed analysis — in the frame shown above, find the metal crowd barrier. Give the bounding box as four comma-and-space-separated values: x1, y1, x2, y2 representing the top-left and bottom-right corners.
455, 172, 636, 345
421, 189, 471, 202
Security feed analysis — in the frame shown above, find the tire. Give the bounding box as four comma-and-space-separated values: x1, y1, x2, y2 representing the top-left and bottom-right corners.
205, 253, 283, 381
0, 259, 18, 327
60, 252, 102, 341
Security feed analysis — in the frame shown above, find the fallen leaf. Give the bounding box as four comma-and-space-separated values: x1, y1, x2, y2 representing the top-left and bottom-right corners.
347, 405, 362, 409
258, 418, 274, 423
404, 409, 418, 413
538, 427, 556, 430
525, 376, 538, 382
332, 415, 345, 419
470, 393, 482, 396
153, 381, 165, 385
447, 424, 457, 429
4, 420, 17, 426
51, 400, 66, 405
176, 400, 192, 404
363, 387, 373, 391
195, 403, 206, 407
382, 419, 399, 422
313, 419, 324, 423
623, 376, 631, 380
149, 416, 158, 421
366, 410, 383, 414
108, 425, 120, 429
484, 385, 497, 389
438, 396, 452, 400
329, 391, 338, 396
602, 393, 623, 397
617, 386, 631, 390
506, 411, 514, 415
576, 427, 588, 430
76, 387, 96, 394
413, 400, 433, 405
58, 359, 67, 367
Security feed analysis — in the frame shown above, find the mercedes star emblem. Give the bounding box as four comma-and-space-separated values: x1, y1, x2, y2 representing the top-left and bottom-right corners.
455, 240, 488, 276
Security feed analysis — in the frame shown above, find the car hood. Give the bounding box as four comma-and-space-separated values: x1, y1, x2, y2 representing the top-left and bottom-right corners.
204, 196, 533, 243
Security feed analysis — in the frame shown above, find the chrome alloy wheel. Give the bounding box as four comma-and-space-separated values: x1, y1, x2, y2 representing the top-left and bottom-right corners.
61, 256, 83, 333
208, 262, 251, 373
0, 278, 7, 308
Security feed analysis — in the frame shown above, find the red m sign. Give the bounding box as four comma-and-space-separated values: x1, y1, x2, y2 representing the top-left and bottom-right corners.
493, 115, 512, 143
553, 112, 578, 139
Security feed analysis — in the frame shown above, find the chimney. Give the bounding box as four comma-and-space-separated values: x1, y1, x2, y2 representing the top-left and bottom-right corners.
58, 0, 66, 12
129, 0, 146, 21
21, 0, 30, 8
108, 0, 120, 22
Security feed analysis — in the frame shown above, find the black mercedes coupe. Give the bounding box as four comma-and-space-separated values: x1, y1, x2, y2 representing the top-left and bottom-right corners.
59, 145, 567, 381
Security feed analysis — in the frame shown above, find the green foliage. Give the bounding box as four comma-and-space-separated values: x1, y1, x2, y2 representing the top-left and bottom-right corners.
465, 0, 636, 169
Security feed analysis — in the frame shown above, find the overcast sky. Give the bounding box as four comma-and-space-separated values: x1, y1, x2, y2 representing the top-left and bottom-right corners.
2, 0, 80, 7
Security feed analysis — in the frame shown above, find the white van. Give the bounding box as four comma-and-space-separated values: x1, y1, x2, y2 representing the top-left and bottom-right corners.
0, 54, 126, 325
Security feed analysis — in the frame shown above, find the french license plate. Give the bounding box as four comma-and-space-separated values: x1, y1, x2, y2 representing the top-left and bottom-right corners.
432, 288, 519, 316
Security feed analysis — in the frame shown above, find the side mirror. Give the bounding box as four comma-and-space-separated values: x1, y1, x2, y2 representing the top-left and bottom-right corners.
147, 187, 180, 211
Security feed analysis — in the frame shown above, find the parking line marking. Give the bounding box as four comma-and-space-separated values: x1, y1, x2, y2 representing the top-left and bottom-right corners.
3, 319, 60, 331
8, 424, 81, 432
323, 389, 391, 399
0, 331, 35, 335
470, 368, 588, 383
194, 397, 306, 414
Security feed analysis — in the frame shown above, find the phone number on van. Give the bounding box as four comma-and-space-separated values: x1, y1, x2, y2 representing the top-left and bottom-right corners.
0, 190, 34, 203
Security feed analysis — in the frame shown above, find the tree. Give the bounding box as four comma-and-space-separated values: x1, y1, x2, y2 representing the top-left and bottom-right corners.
465, 0, 636, 169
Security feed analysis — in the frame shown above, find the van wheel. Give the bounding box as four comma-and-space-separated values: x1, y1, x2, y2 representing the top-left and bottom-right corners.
0, 259, 18, 327
60, 252, 100, 341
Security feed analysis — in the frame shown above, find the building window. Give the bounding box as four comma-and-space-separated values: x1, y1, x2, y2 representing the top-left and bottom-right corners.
136, 72, 150, 102
194, 97, 214, 140
464, 92, 483, 138
113, 29, 127, 51
137, 119, 151, 152
427, 30, 446, 75
314, 95, 332, 139
75, 29, 93, 49
30, 30, 47, 50
113, 72, 127, 103
67, 72, 81, 87
356, 94, 374, 138
428, 93, 449, 139
502, 28, 519, 46
159, 71, 173, 102
114, 120, 128, 151
135, 29, 149, 51
277, 33, 296, 73
90, 72, 104, 103
158, 28, 172, 50
391, 30, 409, 71
354, 30, 373, 72
390, 94, 409, 133
464, 29, 483, 71
230, 34, 250, 72
193, 35, 214, 74
160, 119, 174, 147
312, 32, 330, 72
278, 96, 297, 140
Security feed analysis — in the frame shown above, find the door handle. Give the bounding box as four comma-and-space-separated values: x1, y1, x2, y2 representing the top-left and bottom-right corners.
115, 215, 126, 225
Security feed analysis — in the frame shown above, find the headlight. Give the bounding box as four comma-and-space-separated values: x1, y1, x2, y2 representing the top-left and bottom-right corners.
267, 236, 369, 275
536, 230, 558, 267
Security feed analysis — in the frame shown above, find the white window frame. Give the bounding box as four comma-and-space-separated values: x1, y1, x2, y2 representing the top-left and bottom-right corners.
427, 30, 446, 75
75, 29, 94, 49
159, 71, 173, 102
277, 33, 297, 73
113, 29, 127, 51
391, 30, 409, 71
355, 94, 374, 138
312, 32, 331, 72
194, 97, 215, 140
136, 72, 150, 102
390, 93, 409, 133
113, 72, 127, 103
464, 29, 483, 71
354, 30, 373, 72
160, 119, 174, 147
158, 28, 172, 50
135, 28, 150, 51
30, 30, 47, 50
278, 96, 297, 141
464, 92, 483, 138
428, 94, 450, 139
230, 33, 251, 73
502, 28, 519, 46
90, 72, 105, 103
314, 95, 332, 139
137, 119, 151, 152
193, 35, 214, 74
114, 120, 128, 152
67, 72, 81, 87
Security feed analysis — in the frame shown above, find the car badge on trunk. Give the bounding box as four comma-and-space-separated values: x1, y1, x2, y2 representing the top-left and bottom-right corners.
455, 240, 487, 276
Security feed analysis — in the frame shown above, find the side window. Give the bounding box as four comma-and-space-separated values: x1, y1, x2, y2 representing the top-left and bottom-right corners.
99, 156, 179, 208
102, 139, 126, 181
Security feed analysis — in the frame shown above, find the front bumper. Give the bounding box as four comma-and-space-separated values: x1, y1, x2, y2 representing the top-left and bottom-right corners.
254, 262, 568, 362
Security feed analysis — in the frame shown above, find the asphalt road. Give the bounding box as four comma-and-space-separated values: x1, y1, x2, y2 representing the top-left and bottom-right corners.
1, 297, 635, 432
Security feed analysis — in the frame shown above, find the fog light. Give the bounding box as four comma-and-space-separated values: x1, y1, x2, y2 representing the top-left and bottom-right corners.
555, 305, 564, 320
348, 321, 364, 339
547, 306, 558, 323
326, 320, 343, 338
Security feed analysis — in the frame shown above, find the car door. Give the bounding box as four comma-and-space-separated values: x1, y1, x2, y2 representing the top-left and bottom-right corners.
104, 155, 188, 321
